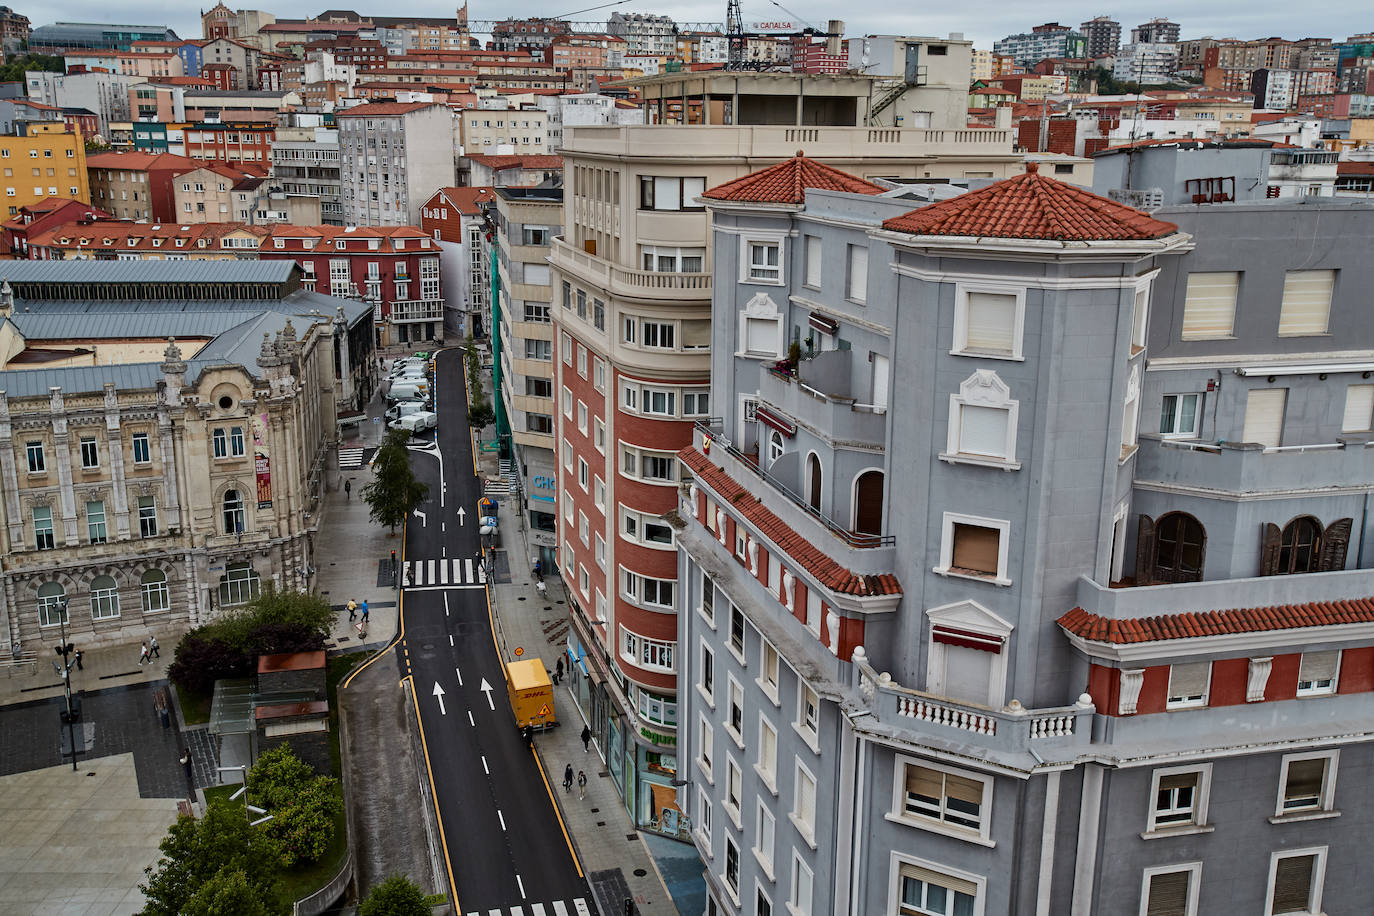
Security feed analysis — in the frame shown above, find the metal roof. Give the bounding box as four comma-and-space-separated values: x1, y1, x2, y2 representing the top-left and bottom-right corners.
8, 311, 252, 340
0, 260, 296, 284
0, 363, 164, 399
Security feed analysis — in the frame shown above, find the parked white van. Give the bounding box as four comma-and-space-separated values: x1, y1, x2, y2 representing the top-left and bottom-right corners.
387, 380, 428, 401
389, 411, 438, 433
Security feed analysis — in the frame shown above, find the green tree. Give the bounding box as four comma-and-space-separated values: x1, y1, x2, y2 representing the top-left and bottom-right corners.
140, 798, 287, 916
359, 874, 432, 916
465, 337, 496, 429
0, 54, 64, 82
247, 745, 343, 868
362, 428, 429, 534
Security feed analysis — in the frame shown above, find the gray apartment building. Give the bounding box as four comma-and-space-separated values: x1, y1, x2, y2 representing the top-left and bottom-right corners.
336, 101, 456, 227
674, 159, 1374, 916
270, 124, 342, 225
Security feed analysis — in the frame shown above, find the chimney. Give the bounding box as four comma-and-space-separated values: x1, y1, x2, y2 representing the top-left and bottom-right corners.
826, 21, 844, 57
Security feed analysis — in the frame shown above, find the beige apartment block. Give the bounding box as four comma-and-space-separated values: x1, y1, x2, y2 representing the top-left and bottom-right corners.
459, 108, 550, 155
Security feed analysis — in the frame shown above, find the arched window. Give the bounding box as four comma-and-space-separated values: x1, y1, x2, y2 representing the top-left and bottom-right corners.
1279, 516, 1322, 574
90, 575, 120, 620
1155, 513, 1205, 582
767, 430, 785, 468
853, 470, 885, 539
222, 489, 245, 535
141, 569, 169, 613
37, 582, 67, 628
219, 562, 260, 606
806, 453, 822, 512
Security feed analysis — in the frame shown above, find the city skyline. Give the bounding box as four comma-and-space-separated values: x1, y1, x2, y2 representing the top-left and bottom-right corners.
18, 0, 1373, 57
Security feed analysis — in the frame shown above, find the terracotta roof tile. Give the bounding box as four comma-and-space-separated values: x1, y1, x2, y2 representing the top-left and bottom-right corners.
680, 447, 901, 598
1058, 599, 1374, 644
434, 186, 497, 215
881, 162, 1179, 242
335, 101, 439, 116
702, 153, 885, 204
465, 154, 563, 170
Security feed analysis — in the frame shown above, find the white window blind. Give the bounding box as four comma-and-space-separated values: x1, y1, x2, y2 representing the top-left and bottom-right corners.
745, 317, 777, 355
805, 236, 821, 287
682, 176, 705, 203
1181, 271, 1238, 340
1342, 384, 1374, 432
1168, 662, 1209, 705
1277, 269, 1334, 336
901, 864, 979, 899
847, 245, 867, 301
682, 319, 712, 349
959, 404, 1009, 457
1243, 388, 1287, 448
1145, 870, 1191, 916
1298, 651, 1339, 691
964, 292, 1016, 355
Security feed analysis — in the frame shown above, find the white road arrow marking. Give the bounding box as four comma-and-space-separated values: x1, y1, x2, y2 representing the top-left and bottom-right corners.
413, 508, 427, 526
479, 677, 495, 711
432, 682, 447, 715
456, 506, 466, 525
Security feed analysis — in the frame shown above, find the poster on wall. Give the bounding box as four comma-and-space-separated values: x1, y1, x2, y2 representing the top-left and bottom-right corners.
252, 413, 272, 509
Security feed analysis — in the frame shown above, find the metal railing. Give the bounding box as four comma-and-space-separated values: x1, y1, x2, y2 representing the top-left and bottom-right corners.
693, 419, 894, 548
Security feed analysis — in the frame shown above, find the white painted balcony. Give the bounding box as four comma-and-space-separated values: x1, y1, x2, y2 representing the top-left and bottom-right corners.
389, 299, 444, 322
551, 236, 711, 302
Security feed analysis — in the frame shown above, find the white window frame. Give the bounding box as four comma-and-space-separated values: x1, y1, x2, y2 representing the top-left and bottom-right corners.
1296, 651, 1340, 697
846, 243, 868, 303
804, 235, 821, 289
1262, 846, 1327, 916
795, 683, 820, 752
696, 786, 714, 846
791, 759, 818, 849
1274, 751, 1339, 819
1166, 661, 1211, 710
698, 639, 715, 706
754, 804, 776, 880
1159, 392, 1203, 438
951, 280, 1026, 361
722, 833, 741, 904
941, 370, 1020, 469
756, 714, 779, 794
697, 712, 714, 782
789, 851, 813, 916
887, 852, 987, 916
620, 566, 676, 609
758, 640, 780, 705
1137, 862, 1202, 916
737, 292, 784, 359
1131, 278, 1153, 352
724, 754, 744, 826
725, 674, 745, 746
620, 506, 675, 550
697, 570, 716, 629
740, 234, 784, 285
889, 754, 995, 845
1145, 763, 1213, 835
934, 512, 1012, 586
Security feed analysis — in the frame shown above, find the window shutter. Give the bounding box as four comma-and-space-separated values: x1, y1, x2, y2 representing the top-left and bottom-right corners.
1181, 271, 1239, 339
1145, 870, 1190, 916
945, 774, 983, 808
848, 246, 868, 300
901, 864, 979, 899
958, 404, 1009, 457
1168, 662, 1209, 699
1242, 388, 1287, 448
1342, 384, 1374, 432
681, 319, 712, 348
1299, 651, 1340, 684
1135, 514, 1157, 586
1259, 522, 1282, 576
805, 236, 821, 287
745, 317, 776, 355
1318, 518, 1352, 571
1158, 772, 1197, 793
1271, 855, 1314, 913
951, 524, 999, 575
1283, 758, 1325, 803
964, 292, 1016, 354
906, 766, 942, 802
1277, 269, 1334, 336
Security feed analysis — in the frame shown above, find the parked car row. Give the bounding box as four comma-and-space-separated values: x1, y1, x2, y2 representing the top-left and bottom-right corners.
385, 354, 438, 433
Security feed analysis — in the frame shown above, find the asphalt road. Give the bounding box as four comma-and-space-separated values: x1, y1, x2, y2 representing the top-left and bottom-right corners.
399, 348, 591, 916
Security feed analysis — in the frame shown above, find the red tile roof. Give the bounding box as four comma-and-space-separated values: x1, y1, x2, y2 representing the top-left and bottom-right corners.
702, 153, 886, 204
1338, 161, 1374, 176
679, 447, 902, 598
1058, 600, 1374, 644
465, 154, 563, 170
881, 163, 1179, 242
433, 186, 497, 215
335, 101, 439, 116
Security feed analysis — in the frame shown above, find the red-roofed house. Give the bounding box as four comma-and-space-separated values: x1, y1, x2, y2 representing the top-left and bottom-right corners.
2, 197, 113, 257
461, 153, 562, 189
420, 186, 496, 338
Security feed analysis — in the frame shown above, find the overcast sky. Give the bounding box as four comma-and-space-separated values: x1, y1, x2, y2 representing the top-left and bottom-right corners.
30, 1, 1372, 52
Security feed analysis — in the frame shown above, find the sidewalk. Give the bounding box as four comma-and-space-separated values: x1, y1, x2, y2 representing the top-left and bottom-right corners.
478, 446, 700, 916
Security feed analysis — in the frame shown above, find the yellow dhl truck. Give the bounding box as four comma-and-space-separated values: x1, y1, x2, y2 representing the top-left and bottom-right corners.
505, 657, 556, 730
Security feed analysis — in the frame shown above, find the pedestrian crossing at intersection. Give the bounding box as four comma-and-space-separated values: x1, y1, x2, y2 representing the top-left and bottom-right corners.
466, 899, 592, 916
402, 557, 487, 588
339, 447, 367, 469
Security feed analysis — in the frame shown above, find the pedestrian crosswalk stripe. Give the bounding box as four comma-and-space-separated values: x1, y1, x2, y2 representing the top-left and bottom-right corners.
510, 907, 524, 916
552, 902, 568, 916
464, 558, 474, 582
573, 901, 591, 916
339, 447, 366, 469
427, 559, 436, 583
465, 900, 588, 916
440, 560, 449, 584
403, 559, 488, 588
530, 905, 546, 916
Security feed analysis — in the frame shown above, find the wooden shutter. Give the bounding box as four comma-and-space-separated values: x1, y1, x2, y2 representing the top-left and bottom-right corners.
1259, 522, 1282, 576
945, 774, 983, 809
952, 524, 1000, 575
906, 767, 942, 806
964, 292, 1016, 354
1342, 384, 1374, 432
1318, 518, 1352, 571
1271, 854, 1314, 913
1145, 870, 1191, 916
1181, 271, 1238, 339
1277, 269, 1334, 336
1242, 388, 1287, 448
1135, 515, 1157, 586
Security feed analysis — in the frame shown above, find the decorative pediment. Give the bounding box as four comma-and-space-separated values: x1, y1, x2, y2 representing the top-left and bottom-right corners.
742, 291, 779, 318
925, 599, 1014, 637
956, 369, 1013, 408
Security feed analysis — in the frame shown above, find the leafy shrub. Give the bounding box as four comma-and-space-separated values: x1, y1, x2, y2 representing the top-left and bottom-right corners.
247, 746, 343, 869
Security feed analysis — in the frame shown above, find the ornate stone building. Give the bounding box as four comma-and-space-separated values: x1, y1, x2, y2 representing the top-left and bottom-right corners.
0, 259, 373, 651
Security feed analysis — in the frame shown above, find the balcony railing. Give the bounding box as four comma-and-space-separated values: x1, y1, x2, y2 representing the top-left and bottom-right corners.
851, 648, 1093, 753
694, 418, 894, 549
389, 299, 444, 322
551, 236, 711, 301
758, 360, 886, 448
1135, 435, 1373, 494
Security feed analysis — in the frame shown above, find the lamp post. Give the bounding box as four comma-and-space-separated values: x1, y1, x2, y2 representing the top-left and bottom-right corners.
53, 600, 78, 772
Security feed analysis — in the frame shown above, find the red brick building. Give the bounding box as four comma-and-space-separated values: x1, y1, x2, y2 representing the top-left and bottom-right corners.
183, 117, 276, 166
258, 225, 445, 347
2, 197, 112, 257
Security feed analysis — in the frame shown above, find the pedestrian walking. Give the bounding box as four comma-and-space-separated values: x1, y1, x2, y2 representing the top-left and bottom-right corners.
346, 599, 358, 621
73, 648, 83, 671
536, 579, 547, 597
577, 770, 587, 799
149, 635, 160, 659
344, 479, 351, 501
555, 656, 564, 684
180, 749, 193, 783
563, 763, 573, 793
361, 600, 370, 624
624, 897, 636, 916
139, 642, 149, 665
581, 725, 591, 752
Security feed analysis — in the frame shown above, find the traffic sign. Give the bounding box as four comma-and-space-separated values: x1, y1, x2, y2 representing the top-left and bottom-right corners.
514, 646, 524, 657
538, 704, 551, 717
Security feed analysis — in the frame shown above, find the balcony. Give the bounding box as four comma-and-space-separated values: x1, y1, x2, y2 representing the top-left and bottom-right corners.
1134, 434, 1374, 496
389, 300, 444, 322
1076, 565, 1374, 621
756, 351, 886, 448
551, 236, 711, 302
851, 649, 1094, 761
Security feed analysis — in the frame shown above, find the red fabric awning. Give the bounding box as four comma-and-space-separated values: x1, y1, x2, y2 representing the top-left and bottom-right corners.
933, 626, 1003, 653
755, 406, 795, 437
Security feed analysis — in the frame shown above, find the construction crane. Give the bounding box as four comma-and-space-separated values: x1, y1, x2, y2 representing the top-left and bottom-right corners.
726, 0, 842, 70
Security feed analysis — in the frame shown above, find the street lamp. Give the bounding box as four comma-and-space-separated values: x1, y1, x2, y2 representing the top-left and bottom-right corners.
52, 599, 79, 772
